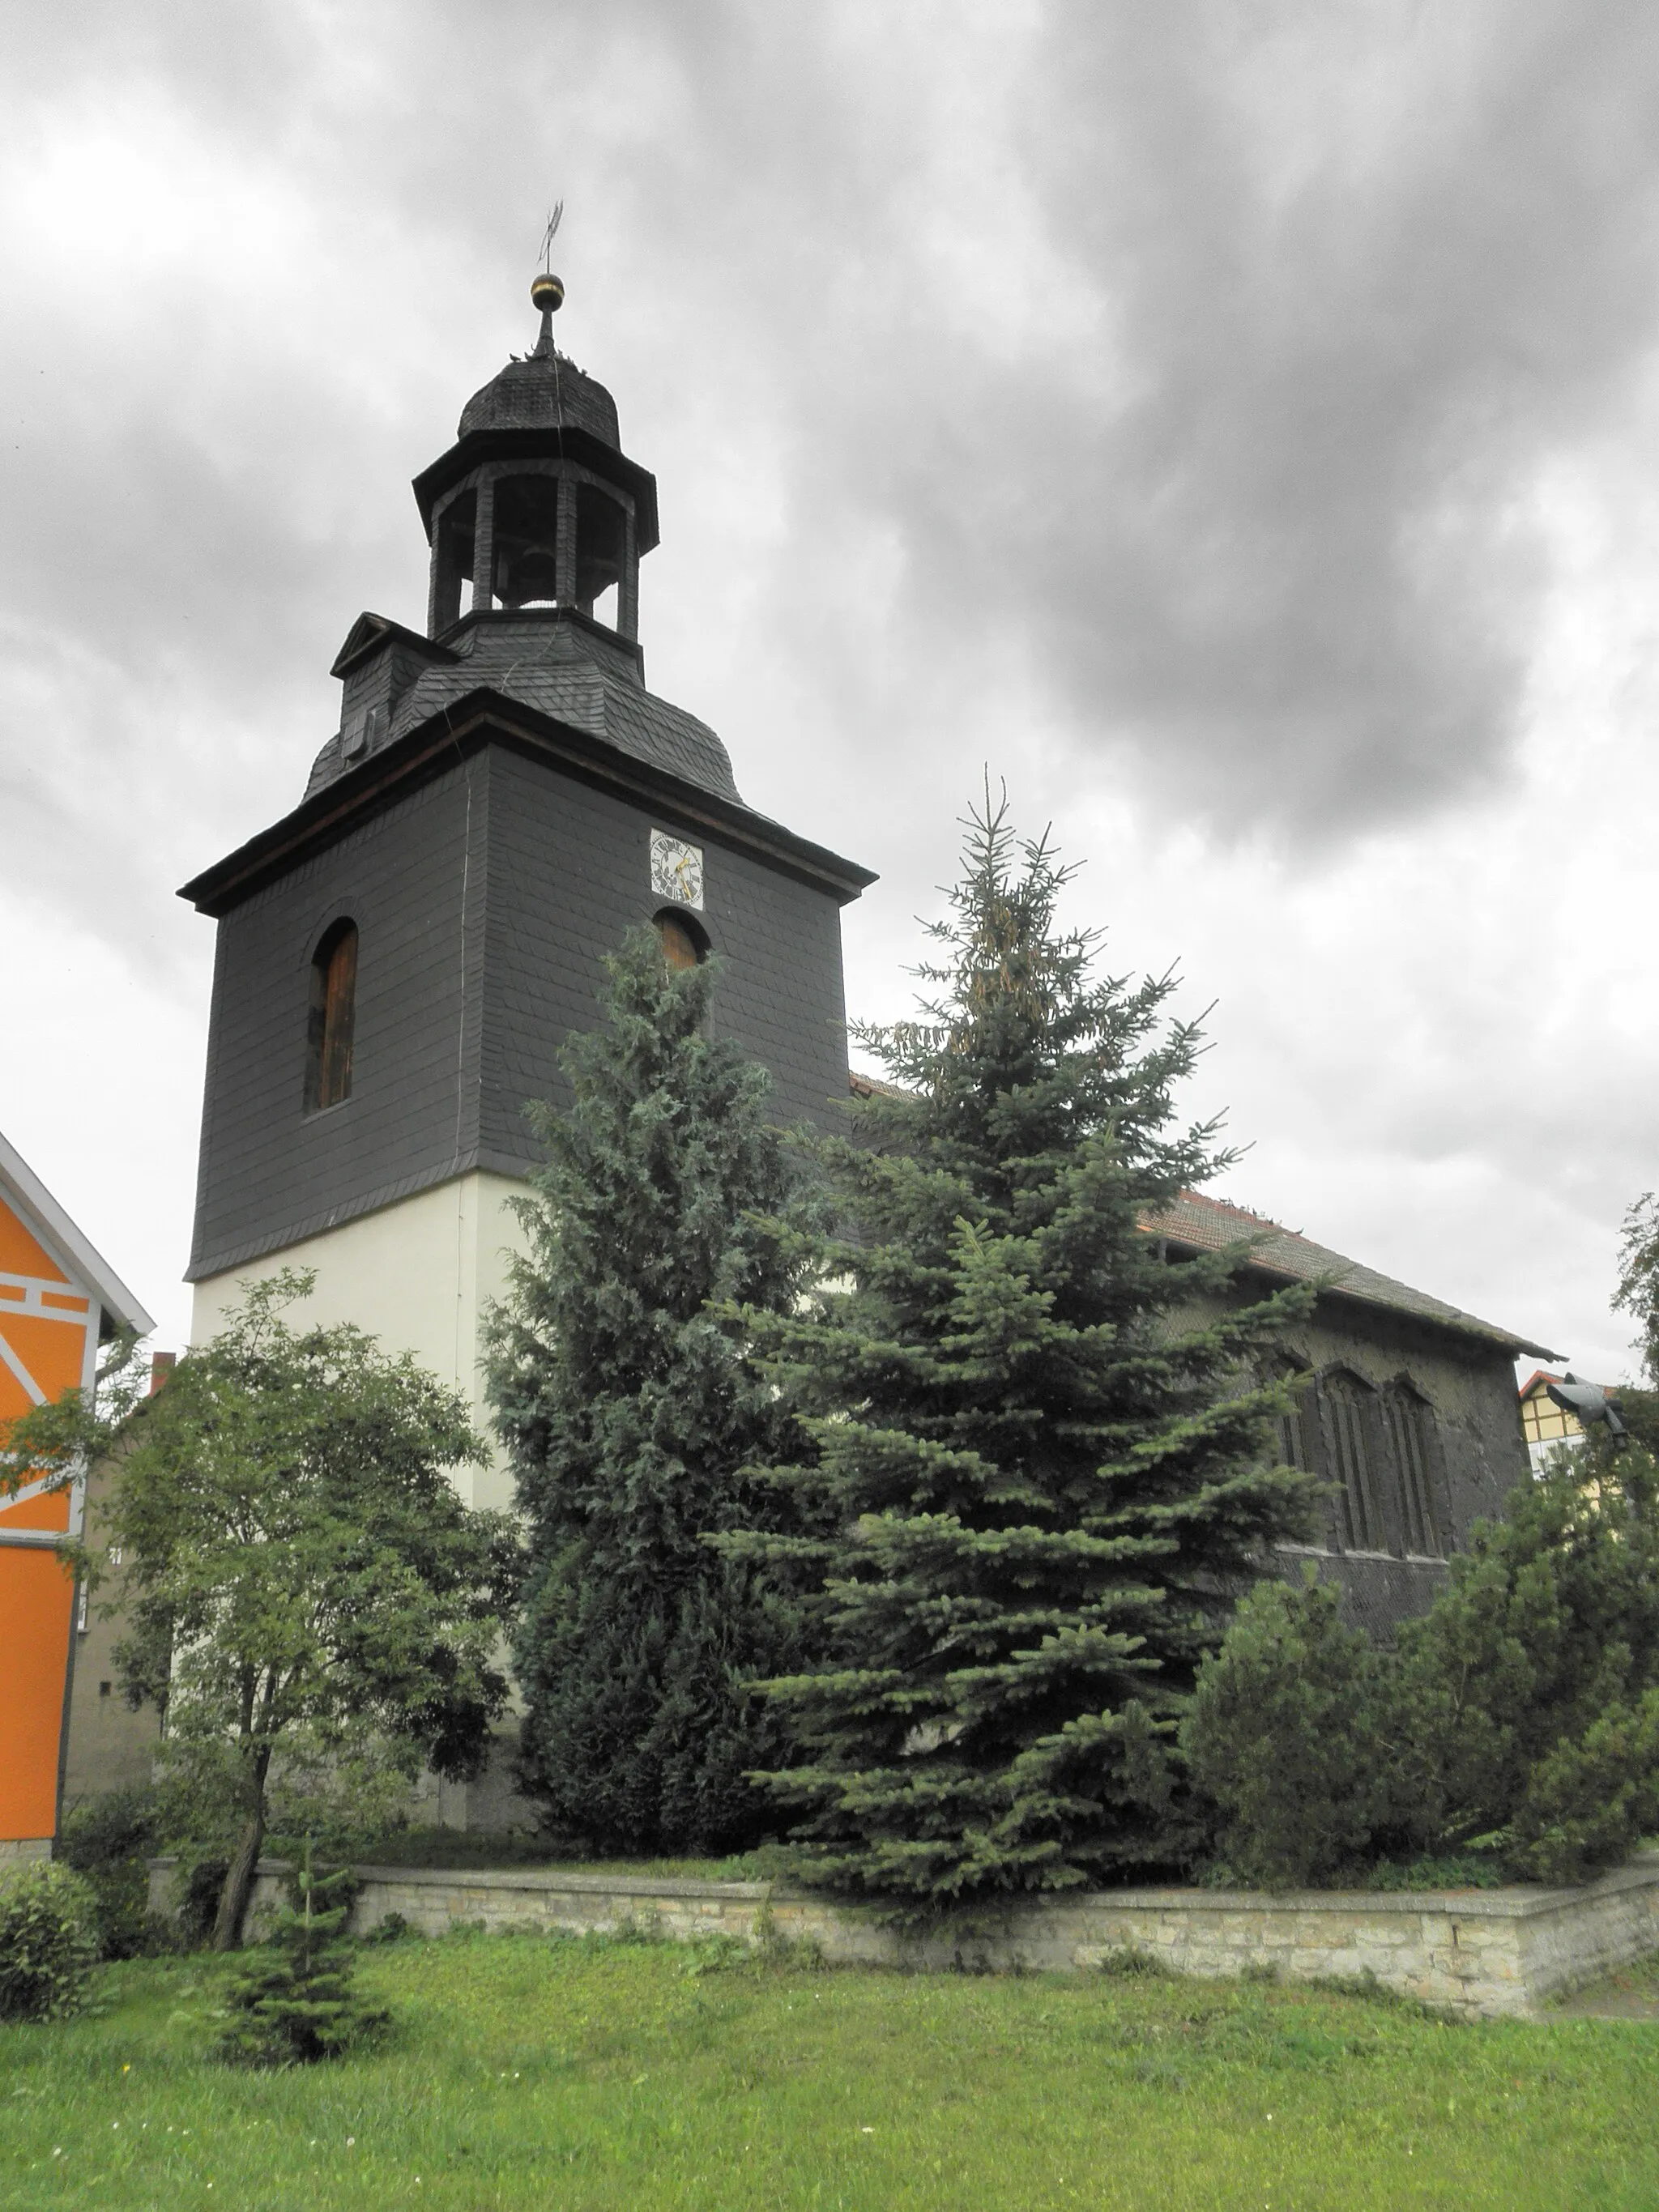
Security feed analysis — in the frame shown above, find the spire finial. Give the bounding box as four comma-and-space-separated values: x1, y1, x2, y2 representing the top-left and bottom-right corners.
531, 201, 564, 356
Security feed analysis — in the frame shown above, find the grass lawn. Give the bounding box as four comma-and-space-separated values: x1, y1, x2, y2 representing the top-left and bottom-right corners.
1554, 1946, 1659, 2022
3, 1933, 1656, 2210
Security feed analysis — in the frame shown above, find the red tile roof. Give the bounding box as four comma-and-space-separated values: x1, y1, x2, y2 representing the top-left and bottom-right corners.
1516, 1367, 1614, 1401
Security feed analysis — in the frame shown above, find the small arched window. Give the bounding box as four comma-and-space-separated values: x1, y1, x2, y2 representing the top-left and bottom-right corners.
305, 919, 358, 1111
655, 910, 707, 972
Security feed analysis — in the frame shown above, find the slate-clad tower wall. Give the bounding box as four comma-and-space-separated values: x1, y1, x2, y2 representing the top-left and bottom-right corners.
190, 762, 485, 1281
475, 750, 851, 1173
189, 750, 855, 1286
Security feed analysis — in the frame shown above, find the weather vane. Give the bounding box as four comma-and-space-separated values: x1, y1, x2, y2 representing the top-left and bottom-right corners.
530, 200, 565, 347
539, 201, 563, 274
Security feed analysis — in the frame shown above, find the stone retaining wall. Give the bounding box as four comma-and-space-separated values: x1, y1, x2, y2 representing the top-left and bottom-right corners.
149, 1853, 1659, 2020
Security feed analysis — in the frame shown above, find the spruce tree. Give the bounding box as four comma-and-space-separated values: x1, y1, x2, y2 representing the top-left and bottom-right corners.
218, 1844, 388, 2065
486, 927, 812, 1854
724, 795, 1320, 1908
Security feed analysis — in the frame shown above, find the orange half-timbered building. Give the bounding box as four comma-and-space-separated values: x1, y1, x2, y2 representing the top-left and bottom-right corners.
0, 1132, 152, 1854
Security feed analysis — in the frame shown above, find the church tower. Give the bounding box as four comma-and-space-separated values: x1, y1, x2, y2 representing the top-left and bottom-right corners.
180, 272, 874, 1511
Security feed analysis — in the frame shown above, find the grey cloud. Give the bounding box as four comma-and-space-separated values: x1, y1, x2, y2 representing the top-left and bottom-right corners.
11, 0, 1659, 873
821, 5, 1659, 837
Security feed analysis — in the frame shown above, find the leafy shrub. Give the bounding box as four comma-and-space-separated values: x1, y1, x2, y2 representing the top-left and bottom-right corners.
0, 1860, 101, 2020
1504, 1687, 1659, 1884
58, 1790, 173, 1959
1183, 1570, 1403, 1887
680, 1932, 750, 1977
751, 1901, 824, 1971
1361, 1853, 1507, 1892
360, 1910, 416, 1945
218, 1848, 388, 2066
1397, 1450, 1659, 1845
1396, 1448, 1659, 1881
1190, 1451, 1659, 1890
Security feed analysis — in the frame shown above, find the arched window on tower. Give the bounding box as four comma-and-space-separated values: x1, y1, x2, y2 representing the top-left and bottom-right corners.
1380, 1380, 1447, 1558
655, 910, 708, 972
305, 919, 358, 1112
1317, 1369, 1387, 1554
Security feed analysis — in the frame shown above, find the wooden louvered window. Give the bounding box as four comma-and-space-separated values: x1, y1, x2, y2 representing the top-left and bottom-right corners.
655, 911, 706, 971
1381, 1383, 1445, 1558
305, 920, 357, 1112
1320, 1370, 1387, 1553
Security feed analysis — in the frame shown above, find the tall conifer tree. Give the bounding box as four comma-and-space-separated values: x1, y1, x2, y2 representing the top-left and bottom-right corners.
486, 928, 811, 1853
724, 796, 1319, 1907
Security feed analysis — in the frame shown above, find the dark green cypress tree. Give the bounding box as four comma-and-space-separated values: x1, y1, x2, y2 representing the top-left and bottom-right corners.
485, 927, 812, 1855
723, 795, 1320, 1909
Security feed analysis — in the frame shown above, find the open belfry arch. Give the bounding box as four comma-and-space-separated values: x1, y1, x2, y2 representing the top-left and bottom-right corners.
179, 261, 874, 1545
0, 1133, 153, 1852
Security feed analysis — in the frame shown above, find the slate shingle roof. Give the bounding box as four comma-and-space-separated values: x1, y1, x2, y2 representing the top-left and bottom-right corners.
456, 349, 620, 445
303, 616, 741, 806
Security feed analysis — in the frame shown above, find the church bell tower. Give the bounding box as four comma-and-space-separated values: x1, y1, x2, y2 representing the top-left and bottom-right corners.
180, 268, 874, 1513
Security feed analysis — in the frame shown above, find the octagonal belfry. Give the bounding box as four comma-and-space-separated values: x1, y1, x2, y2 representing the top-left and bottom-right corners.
415, 305, 657, 637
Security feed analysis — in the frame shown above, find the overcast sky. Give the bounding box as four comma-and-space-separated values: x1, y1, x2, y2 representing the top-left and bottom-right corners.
3, 0, 1657, 1379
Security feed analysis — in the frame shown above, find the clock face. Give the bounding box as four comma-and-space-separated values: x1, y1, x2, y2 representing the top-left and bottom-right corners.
650, 830, 705, 911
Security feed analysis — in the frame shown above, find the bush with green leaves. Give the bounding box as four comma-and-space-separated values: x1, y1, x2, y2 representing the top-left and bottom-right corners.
360, 1909, 416, 1946
1183, 1569, 1404, 1888
1397, 1443, 1659, 1880
1503, 1686, 1659, 1882
218, 1848, 388, 2065
58, 1789, 172, 1959
0, 1860, 101, 2020
5, 1270, 518, 1952
1188, 1444, 1659, 1888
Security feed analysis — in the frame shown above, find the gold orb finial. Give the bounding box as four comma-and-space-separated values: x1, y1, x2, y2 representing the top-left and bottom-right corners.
531, 271, 565, 313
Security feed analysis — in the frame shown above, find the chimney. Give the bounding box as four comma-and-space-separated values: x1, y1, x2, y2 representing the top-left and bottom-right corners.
148, 1351, 177, 1396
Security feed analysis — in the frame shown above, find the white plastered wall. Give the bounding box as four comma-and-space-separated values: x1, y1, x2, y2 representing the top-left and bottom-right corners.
189, 1171, 533, 1515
